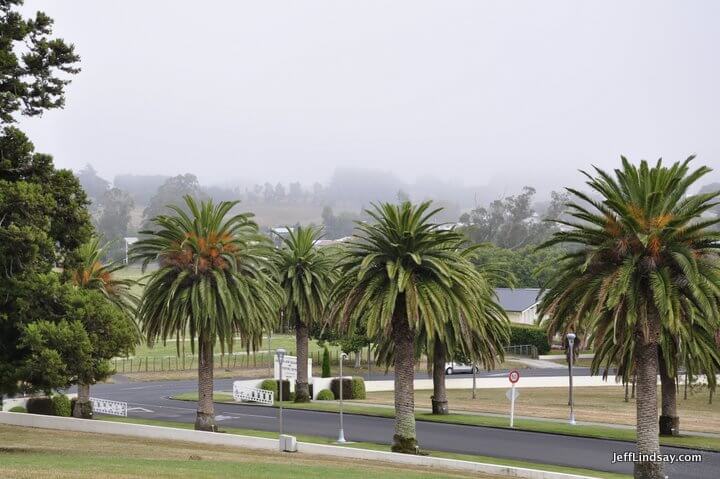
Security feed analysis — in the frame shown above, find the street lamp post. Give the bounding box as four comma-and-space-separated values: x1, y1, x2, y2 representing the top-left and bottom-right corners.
276, 348, 286, 437
567, 333, 576, 425
472, 363, 477, 399
337, 352, 348, 443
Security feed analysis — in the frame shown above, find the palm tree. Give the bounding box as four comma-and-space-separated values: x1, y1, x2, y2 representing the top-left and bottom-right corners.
416, 246, 510, 415
131, 196, 281, 431
539, 157, 720, 479
68, 237, 139, 418
273, 226, 333, 402
327, 201, 501, 453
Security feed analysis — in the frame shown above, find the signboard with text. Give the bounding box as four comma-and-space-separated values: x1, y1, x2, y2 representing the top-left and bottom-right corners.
273, 355, 312, 382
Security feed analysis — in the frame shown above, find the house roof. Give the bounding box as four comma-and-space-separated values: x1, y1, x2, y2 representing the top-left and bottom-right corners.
494, 288, 541, 312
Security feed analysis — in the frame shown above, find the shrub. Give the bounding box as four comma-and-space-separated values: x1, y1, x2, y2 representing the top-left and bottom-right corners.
509, 324, 550, 355
316, 389, 335, 400
351, 377, 366, 400
330, 378, 353, 400
259, 379, 290, 401
321, 347, 331, 378
51, 394, 72, 417
9, 406, 26, 413
26, 397, 54, 415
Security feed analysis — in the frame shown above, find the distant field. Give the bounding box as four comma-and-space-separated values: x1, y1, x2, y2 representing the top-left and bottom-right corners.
0, 425, 482, 479
359, 386, 720, 433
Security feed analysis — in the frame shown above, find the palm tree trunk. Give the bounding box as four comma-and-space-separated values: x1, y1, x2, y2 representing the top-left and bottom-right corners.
295, 321, 310, 402
658, 353, 679, 436
195, 334, 217, 431
633, 316, 664, 479
73, 382, 92, 419
391, 311, 419, 454
431, 339, 449, 414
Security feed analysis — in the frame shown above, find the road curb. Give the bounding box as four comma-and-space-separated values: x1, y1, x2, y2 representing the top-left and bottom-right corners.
0, 412, 600, 479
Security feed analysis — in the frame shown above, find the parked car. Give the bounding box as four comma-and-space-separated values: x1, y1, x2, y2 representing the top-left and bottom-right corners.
444, 362, 478, 375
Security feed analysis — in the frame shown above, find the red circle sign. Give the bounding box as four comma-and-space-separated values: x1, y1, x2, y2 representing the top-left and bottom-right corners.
509, 369, 520, 384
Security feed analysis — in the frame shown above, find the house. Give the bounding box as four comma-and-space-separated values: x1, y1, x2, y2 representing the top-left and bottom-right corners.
494, 288, 541, 325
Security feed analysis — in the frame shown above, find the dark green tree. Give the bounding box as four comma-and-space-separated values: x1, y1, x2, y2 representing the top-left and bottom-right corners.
0, 0, 80, 124
97, 188, 134, 260
142, 174, 204, 229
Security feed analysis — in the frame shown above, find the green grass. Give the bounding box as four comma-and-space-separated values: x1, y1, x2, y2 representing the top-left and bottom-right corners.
0, 423, 470, 479
103, 416, 629, 479
171, 392, 720, 452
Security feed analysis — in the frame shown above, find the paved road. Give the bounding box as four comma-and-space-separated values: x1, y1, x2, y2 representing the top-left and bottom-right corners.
84, 374, 720, 479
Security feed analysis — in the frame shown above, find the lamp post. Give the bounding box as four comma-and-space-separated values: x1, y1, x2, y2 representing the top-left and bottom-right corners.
337, 352, 348, 443
472, 362, 477, 399
276, 348, 286, 437
566, 333, 576, 425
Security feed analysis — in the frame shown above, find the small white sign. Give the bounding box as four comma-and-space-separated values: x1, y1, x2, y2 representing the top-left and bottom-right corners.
505, 388, 520, 401
273, 355, 312, 382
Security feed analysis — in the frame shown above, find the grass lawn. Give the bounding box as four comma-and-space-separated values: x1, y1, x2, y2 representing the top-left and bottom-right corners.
359, 386, 720, 434
172, 387, 720, 451
98, 416, 630, 479
0, 424, 483, 479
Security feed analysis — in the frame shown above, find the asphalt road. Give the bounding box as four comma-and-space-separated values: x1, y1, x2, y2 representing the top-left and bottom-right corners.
84, 372, 720, 479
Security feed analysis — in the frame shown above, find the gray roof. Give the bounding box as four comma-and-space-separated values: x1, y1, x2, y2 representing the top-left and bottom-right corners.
494, 288, 541, 312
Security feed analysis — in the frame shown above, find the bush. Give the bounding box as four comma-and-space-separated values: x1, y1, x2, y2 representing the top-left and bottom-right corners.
316, 389, 335, 400
351, 377, 366, 400
509, 324, 550, 355
321, 347, 331, 378
330, 378, 353, 400
259, 379, 290, 401
26, 397, 54, 415
9, 406, 26, 413
52, 394, 72, 417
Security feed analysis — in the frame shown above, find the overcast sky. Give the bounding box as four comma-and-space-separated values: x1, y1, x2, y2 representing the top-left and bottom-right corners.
18, 1, 720, 192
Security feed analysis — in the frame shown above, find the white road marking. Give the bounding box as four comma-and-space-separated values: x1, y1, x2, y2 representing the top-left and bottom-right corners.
127, 407, 154, 413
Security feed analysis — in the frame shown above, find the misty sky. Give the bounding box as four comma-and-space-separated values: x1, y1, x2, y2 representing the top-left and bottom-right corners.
18, 1, 720, 193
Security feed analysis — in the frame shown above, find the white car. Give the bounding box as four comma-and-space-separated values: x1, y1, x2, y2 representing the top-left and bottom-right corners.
444, 362, 478, 375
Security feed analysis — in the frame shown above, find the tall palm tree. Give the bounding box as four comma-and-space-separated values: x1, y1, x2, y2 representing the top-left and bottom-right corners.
131, 196, 281, 431
539, 157, 720, 479
327, 201, 500, 453
273, 226, 333, 402
68, 237, 139, 418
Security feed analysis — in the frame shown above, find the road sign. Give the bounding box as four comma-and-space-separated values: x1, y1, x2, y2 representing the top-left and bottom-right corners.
508, 369, 520, 384
505, 388, 520, 401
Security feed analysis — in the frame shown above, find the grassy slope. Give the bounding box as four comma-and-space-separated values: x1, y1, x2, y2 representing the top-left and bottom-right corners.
0, 424, 480, 479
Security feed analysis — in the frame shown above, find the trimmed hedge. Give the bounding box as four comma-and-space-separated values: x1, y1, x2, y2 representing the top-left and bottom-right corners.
316, 389, 335, 400
52, 394, 72, 417
509, 324, 550, 355
321, 347, 331, 378
351, 377, 366, 400
26, 397, 54, 416
330, 377, 366, 400
9, 406, 26, 413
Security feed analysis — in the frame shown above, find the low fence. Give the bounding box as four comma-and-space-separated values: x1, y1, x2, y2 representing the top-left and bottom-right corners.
503, 344, 538, 359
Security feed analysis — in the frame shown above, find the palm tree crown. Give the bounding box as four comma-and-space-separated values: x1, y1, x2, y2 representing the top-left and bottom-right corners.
132, 196, 280, 353
69, 237, 138, 316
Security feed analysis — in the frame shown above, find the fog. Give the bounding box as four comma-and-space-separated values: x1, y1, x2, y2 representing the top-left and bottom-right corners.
18, 0, 720, 196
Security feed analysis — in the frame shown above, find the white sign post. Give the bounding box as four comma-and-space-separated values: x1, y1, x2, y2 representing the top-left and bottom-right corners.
273, 355, 312, 383
507, 369, 520, 427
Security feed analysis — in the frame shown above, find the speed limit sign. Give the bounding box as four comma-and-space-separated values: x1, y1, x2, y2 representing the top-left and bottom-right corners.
508, 369, 520, 384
